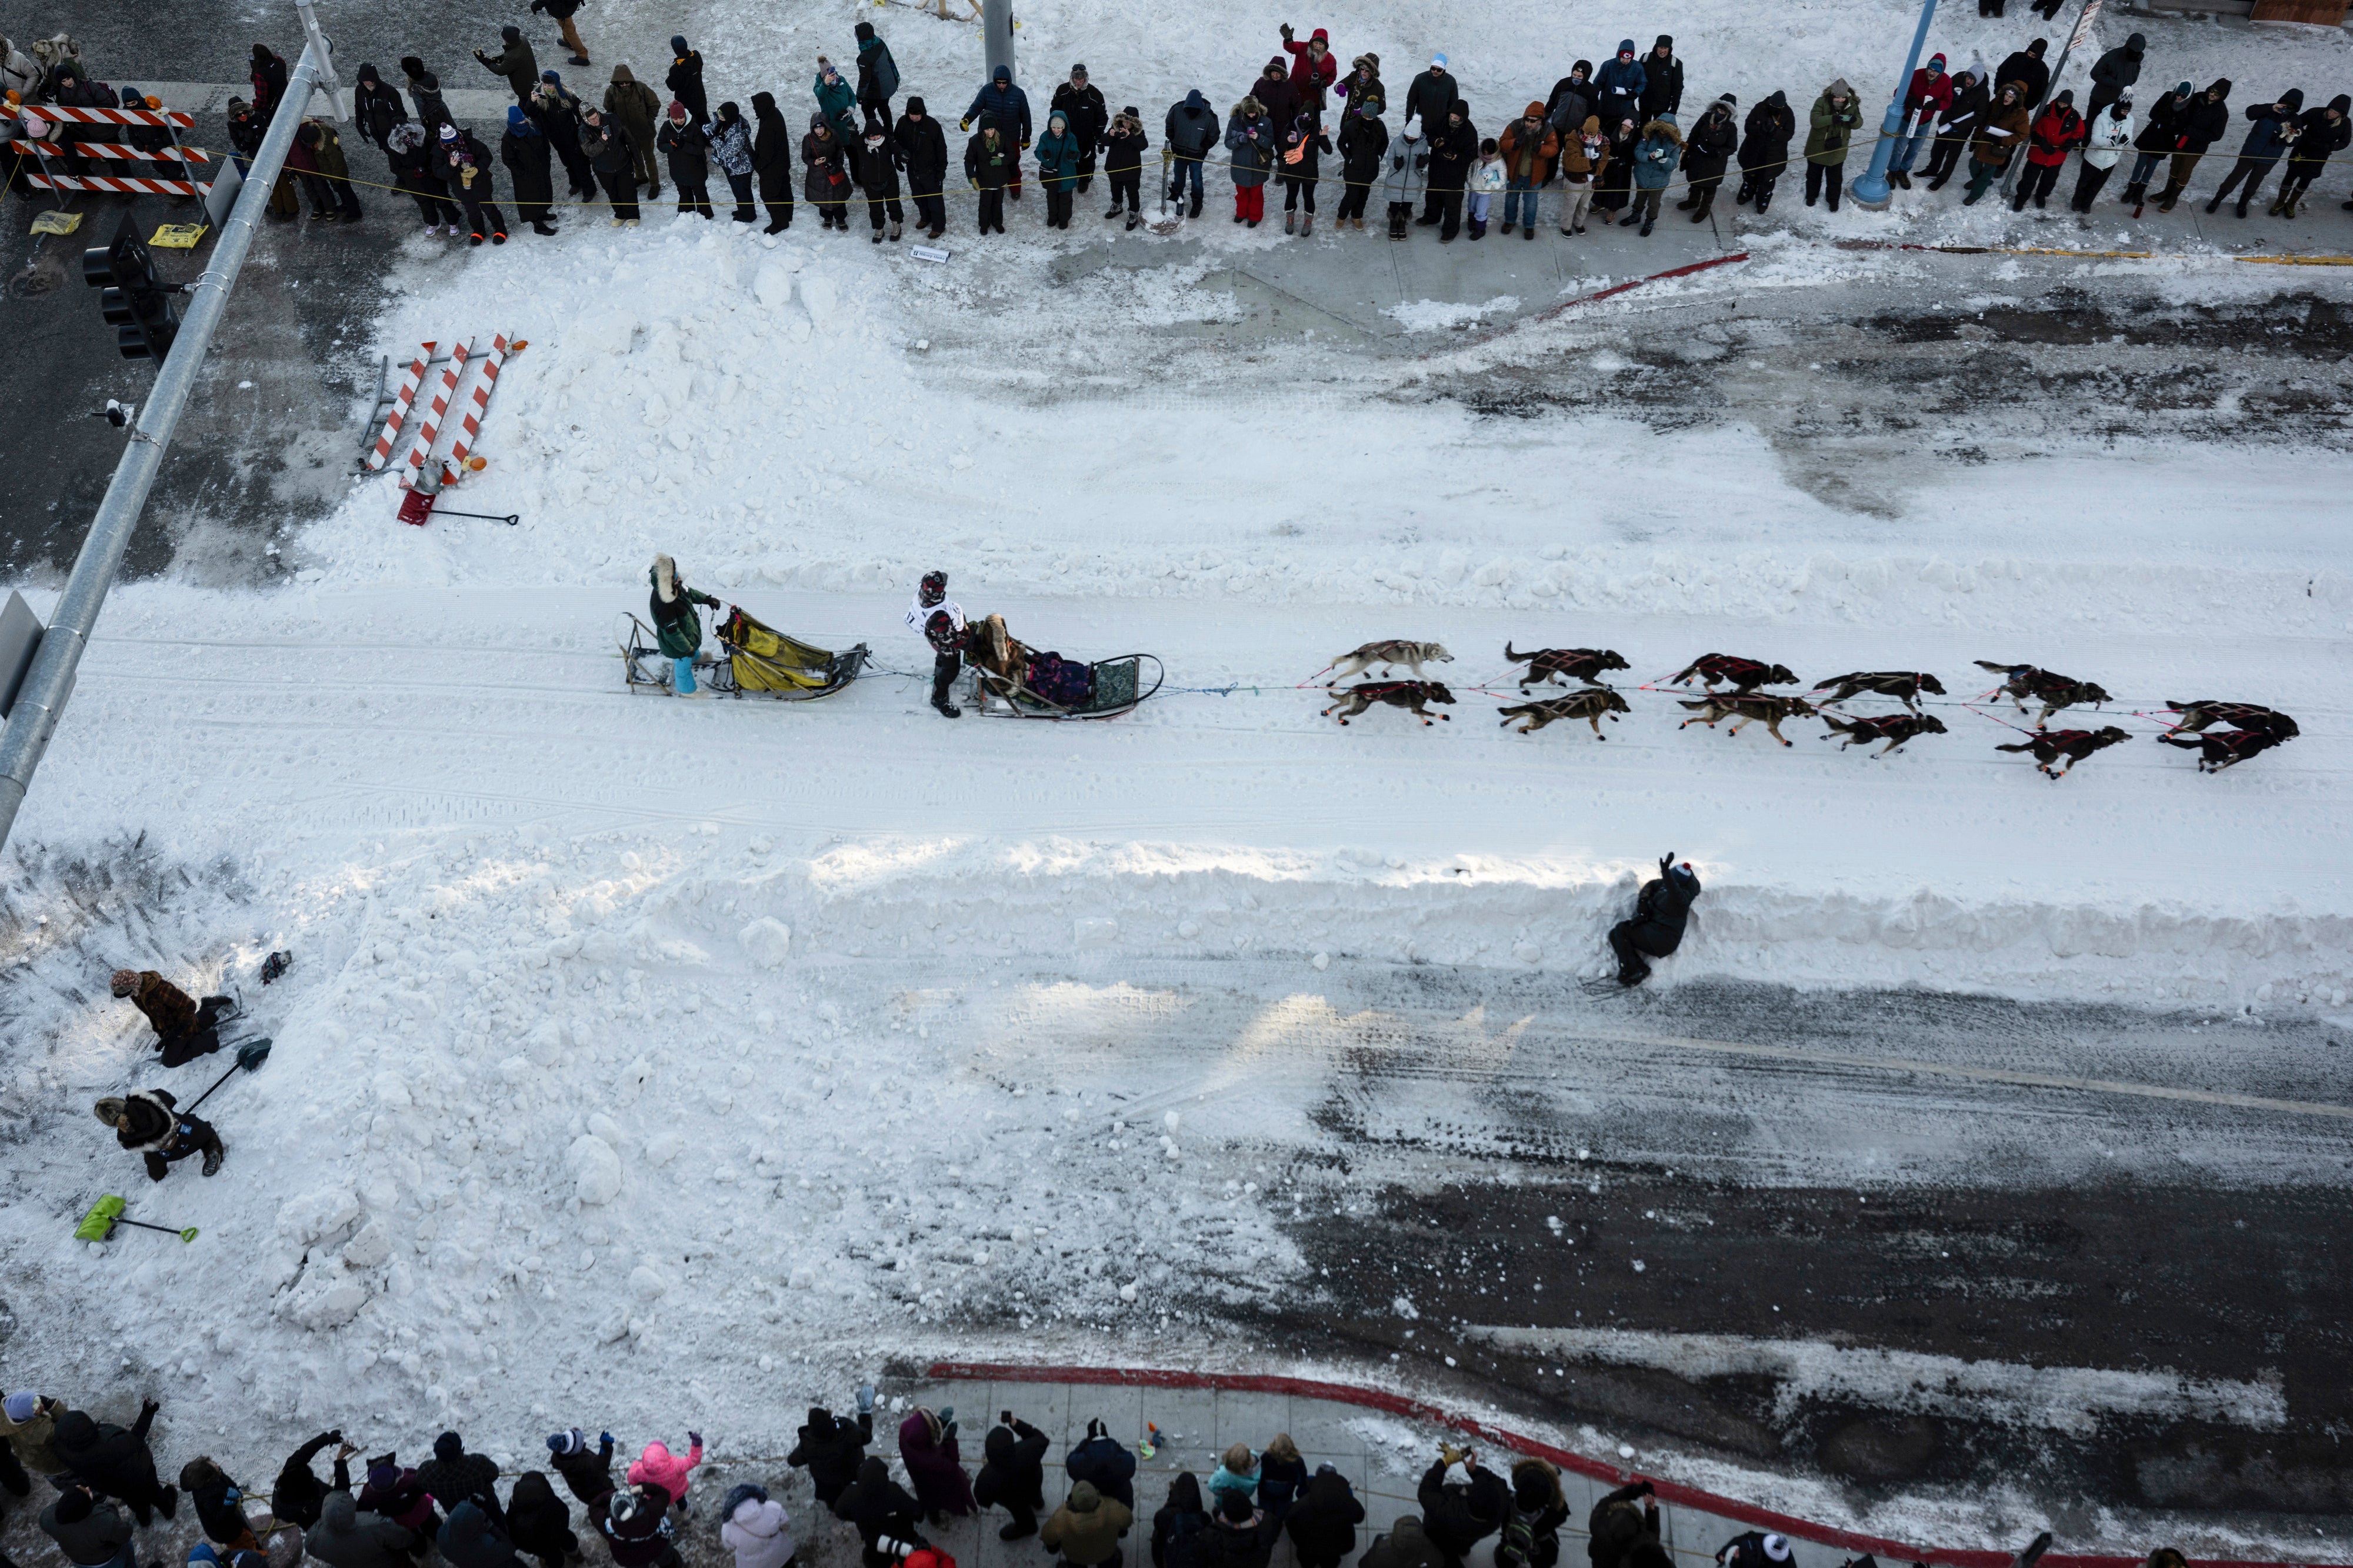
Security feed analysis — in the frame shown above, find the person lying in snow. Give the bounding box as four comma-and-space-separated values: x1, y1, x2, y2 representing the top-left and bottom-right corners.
1607, 853, 1701, 987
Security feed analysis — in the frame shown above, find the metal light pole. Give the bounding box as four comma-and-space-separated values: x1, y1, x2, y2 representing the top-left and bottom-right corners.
2003, 0, 2102, 199
1851, 0, 1940, 210
0, 12, 334, 853
983, 0, 1015, 85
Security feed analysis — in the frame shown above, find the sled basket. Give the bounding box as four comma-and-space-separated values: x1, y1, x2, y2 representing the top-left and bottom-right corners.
985, 653, 1164, 720
619, 611, 869, 702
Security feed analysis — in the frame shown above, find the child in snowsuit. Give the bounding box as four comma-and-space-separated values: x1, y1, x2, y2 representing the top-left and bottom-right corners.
1467, 138, 1502, 237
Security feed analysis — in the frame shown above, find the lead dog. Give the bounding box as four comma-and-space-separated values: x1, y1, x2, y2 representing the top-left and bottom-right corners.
1672, 653, 1799, 693
1819, 711, 1948, 756
1975, 661, 2112, 727
1323, 680, 1456, 726
1328, 640, 1453, 685
1997, 725, 2131, 778
2159, 727, 2293, 773
2161, 700, 2298, 739
1497, 686, 1630, 738
1810, 670, 1948, 713
1677, 692, 1818, 746
1502, 645, 1631, 690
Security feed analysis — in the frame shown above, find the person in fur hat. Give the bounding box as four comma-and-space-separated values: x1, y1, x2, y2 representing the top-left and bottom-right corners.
646, 555, 721, 698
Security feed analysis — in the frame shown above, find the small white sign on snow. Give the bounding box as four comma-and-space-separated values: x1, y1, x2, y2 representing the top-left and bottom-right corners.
910, 245, 951, 263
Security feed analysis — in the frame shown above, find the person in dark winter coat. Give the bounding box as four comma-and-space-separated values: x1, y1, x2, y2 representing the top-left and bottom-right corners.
1198, 1492, 1281, 1568
814, 57, 861, 148
416, 1433, 505, 1527
579, 108, 639, 222
1064, 1422, 1137, 1513
1255, 1435, 1308, 1522
529, 74, 598, 199
1594, 114, 1638, 214
1362, 1518, 1446, 1568
1500, 1460, 1568, 1568
440, 1501, 524, 1568
964, 124, 1014, 234
501, 107, 556, 232
834, 1457, 924, 1566
709, 99, 757, 220
403, 59, 453, 131
1151, 1474, 1209, 1568
2087, 32, 2145, 121
52, 1405, 174, 1526
354, 64, 405, 149
181, 1457, 261, 1551
898, 1409, 973, 1522
973, 1415, 1049, 1542
505, 1474, 578, 1568
2277, 94, 2349, 216
95, 1090, 222, 1180
1734, 91, 1795, 211
1334, 95, 1388, 228
895, 98, 948, 235
1227, 97, 1275, 226
534, 0, 591, 68
2208, 89, 2304, 216
1586, 1483, 1657, 1568
1277, 108, 1331, 232
1165, 89, 1222, 213
1622, 111, 1681, 234
1251, 59, 1301, 147
545, 1431, 618, 1511
854, 22, 899, 133
665, 36, 708, 127
41, 1486, 135, 1568
657, 101, 711, 216
1997, 38, 2051, 111
2152, 78, 2231, 211
1101, 106, 1149, 225
788, 1407, 873, 1512
1594, 42, 1645, 126
2014, 89, 2085, 209
1636, 36, 1682, 121
435, 122, 508, 242
1284, 1467, 1364, 1568
1418, 99, 1477, 239
308, 1487, 421, 1568
1608, 856, 1701, 987
598, 1486, 678, 1568
1337, 54, 1386, 117
1924, 62, 1988, 189
475, 26, 539, 101
110, 968, 232, 1069
1042, 1482, 1134, 1568
751, 92, 796, 231
1545, 62, 1594, 139
1678, 95, 1737, 219
270, 1434, 351, 1531
1403, 55, 1459, 130
1417, 1459, 1508, 1564
251, 43, 289, 119
1049, 65, 1107, 190
854, 126, 905, 240
359, 1454, 440, 1538
605, 64, 662, 194
384, 116, 459, 226
961, 65, 1032, 197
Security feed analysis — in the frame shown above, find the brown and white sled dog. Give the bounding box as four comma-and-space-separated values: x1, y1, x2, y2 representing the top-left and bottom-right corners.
1497, 686, 1630, 738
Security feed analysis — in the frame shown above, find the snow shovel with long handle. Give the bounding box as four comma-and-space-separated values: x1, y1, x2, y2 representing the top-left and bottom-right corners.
182, 1037, 273, 1117
75, 1195, 198, 1245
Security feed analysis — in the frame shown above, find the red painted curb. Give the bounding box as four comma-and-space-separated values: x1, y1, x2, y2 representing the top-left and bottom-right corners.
926, 1363, 2336, 1568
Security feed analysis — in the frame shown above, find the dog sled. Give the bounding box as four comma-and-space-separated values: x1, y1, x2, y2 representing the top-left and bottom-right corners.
966, 613, 1164, 720
620, 606, 869, 700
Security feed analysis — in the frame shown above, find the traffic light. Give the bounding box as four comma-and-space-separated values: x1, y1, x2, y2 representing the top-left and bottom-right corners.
82, 213, 179, 363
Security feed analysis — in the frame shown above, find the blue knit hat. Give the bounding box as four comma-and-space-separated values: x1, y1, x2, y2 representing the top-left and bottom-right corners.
548, 1429, 585, 1456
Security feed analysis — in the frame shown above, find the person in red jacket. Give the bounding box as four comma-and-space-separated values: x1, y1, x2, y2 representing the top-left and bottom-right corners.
1888, 52, 1952, 186
1279, 24, 1337, 119
2012, 87, 2082, 210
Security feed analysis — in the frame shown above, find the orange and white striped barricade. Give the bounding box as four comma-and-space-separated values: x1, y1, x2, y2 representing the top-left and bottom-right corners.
15, 102, 211, 197
365, 343, 436, 473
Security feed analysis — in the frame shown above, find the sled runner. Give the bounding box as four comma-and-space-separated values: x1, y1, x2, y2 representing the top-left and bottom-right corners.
620, 608, 870, 701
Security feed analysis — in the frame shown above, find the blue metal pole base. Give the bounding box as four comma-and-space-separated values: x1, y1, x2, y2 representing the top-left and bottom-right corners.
1852, 0, 1940, 212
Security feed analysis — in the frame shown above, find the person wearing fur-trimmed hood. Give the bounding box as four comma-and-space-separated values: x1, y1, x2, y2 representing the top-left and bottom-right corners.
648, 555, 720, 698
1620, 111, 1681, 235
95, 1089, 223, 1179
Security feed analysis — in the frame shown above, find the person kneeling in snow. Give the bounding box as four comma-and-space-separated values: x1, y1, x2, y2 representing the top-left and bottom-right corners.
95, 1090, 224, 1180
112, 968, 234, 1068
649, 554, 722, 698
1607, 853, 1701, 987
